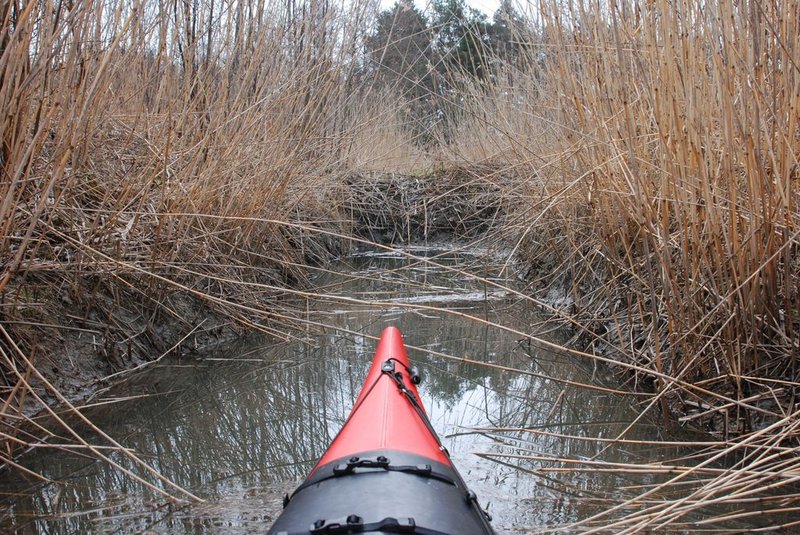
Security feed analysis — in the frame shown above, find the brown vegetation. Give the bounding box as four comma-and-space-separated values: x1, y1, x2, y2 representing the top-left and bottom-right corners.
0, 0, 380, 486
446, 0, 800, 530
0, 0, 798, 531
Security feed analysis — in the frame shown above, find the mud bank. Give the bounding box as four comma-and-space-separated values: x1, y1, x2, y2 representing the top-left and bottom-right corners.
0, 167, 519, 442
0, 223, 345, 420
514, 217, 798, 439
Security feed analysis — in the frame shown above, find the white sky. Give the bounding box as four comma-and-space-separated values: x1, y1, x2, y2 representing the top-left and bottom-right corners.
466, 0, 502, 16
380, 0, 503, 18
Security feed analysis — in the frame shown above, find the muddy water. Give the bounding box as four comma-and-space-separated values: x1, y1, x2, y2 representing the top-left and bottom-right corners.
0, 245, 735, 533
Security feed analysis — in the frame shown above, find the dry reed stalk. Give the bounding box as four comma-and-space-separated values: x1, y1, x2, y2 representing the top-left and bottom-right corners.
436, 0, 800, 529
0, 0, 395, 504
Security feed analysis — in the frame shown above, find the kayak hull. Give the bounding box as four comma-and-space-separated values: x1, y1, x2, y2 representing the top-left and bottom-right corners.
312, 327, 449, 469
268, 327, 494, 535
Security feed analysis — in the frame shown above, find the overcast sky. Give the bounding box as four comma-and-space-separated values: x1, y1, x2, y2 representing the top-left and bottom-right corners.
459, 0, 502, 16
380, 0, 503, 18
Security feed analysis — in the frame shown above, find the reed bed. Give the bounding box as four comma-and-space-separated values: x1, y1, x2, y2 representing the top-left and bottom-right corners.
0, 0, 410, 499
440, 0, 800, 530
1, 0, 799, 531
464, 0, 799, 407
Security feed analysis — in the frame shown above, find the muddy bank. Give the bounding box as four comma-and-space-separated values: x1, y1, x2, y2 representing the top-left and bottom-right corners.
0, 221, 345, 418
514, 215, 798, 438
0, 167, 519, 442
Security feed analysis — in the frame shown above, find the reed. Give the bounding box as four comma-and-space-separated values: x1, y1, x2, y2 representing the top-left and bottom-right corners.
451, 0, 800, 430
443, 0, 800, 529
0, 0, 394, 498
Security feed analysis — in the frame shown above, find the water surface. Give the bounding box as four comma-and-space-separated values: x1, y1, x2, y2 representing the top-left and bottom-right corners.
0, 245, 726, 533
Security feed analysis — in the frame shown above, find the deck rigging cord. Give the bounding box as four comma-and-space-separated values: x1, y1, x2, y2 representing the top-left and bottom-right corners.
381, 357, 494, 529
279, 352, 495, 535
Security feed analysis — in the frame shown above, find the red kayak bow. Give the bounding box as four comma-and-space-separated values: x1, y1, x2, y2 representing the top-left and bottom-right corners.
269, 327, 494, 535
313, 326, 449, 470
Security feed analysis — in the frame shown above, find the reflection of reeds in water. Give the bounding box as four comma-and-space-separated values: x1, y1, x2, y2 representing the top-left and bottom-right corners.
1, 350, 350, 532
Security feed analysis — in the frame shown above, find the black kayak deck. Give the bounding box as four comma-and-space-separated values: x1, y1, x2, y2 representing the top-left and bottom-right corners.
269, 449, 493, 535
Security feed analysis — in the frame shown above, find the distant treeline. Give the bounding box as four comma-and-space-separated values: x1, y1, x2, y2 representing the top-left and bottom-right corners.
364, 0, 531, 143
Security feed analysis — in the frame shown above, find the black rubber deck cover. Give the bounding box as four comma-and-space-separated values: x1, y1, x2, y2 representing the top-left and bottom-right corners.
268, 449, 493, 535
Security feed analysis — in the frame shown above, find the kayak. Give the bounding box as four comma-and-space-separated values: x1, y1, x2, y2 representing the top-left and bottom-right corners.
269, 326, 495, 535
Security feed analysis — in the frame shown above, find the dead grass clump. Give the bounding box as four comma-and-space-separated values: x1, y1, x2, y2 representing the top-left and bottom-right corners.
345, 162, 523, 244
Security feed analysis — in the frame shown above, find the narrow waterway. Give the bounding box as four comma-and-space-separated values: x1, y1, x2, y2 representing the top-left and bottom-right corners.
0, 245, 752, 533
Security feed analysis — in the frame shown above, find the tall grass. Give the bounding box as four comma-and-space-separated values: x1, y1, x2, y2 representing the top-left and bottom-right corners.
0, 0, 362, 289
445, 0, 800, 529
455, 0, 799, 420
0, 0, 413, 496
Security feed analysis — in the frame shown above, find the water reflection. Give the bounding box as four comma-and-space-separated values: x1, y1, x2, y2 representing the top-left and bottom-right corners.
0, 245, 717, 533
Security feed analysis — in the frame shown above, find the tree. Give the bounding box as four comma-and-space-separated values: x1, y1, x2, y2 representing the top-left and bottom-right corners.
487, 0, 527, 65
366, 1, 434, 142
367, 1, 433, 102
430, 0, 490, 79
